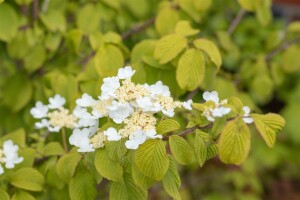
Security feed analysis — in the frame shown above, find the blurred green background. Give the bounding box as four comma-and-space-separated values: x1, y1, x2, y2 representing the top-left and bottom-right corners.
1, 0, 300, 199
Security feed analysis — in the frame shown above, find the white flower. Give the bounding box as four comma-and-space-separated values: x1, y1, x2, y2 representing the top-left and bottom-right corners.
125, 130, 147, 150
211, 106, 231, 117
117, 66, 136, 79
48, 94, 66, 109
35, 119, 50, 129
69, 129, 94, 152
3, 140, 23, 169
100, 77, 120, 100
107, 101, 133, 124
145, 81, 171, 97
242, 106, 253, 124
76, 93, 96, 107
0, 165, 3, 175
104, 128, 121, 141
182, 100, 193, 110
48, 126, 60, 132
144, 129, 162, 139
136, 97, 153, 112
30, 101, 49, 118
162, 108, 175, 117
203, 91, 219, 104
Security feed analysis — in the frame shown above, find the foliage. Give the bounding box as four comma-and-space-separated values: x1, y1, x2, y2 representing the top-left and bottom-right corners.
0, 0, 298, 199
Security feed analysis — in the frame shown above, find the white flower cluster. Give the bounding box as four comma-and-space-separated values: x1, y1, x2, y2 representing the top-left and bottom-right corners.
70, 66, 193, 151
30, 94, 79, 132
202, 91, 231, 122
0, 140, 23, 175
201, 91, 253, 124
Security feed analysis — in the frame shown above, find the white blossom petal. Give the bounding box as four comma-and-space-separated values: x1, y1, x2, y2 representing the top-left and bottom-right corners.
125, 130, 147, 150
30, 101, 49, 119
146, 81, 171, 97
69, 129, 94, 152
182, 99, 193, 110
243, 106, 251, 116
136, 97, 153, 112
100, 77, 120, 100
117, 66, 136, 79
162, 109, 174, 117
48, 94, 66, 109
243, 117, 254, 124
203, 91, 219, 104
35, 119, 50, 129
76, 93, 96, 107
3, 140, 23, 169
211, 106, 231, 117
104, 127, 121, 141
0, 165, 4, 175
108, 101, 133, 124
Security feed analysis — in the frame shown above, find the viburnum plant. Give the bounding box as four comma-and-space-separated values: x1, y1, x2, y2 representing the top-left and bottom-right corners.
25, 66, 285, 199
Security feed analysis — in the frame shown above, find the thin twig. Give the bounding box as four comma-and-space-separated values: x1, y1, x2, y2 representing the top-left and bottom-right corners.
265, 36, 300, 62
227, 9, 246, 35
33, 0, 39, 20
62, 128, 68, 152
121, 17, 155, 40
185, 89, 199, 101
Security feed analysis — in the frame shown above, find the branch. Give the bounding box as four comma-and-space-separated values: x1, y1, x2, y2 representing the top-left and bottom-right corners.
227, 9, 246, 35
121, 17, 155, 40
265, 36, 300, 62
163, 117, 236, 141
185, 89, 199, 101
32, 0, 39, 21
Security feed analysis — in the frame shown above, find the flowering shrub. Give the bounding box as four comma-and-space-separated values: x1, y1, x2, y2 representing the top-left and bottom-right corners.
0, 0, 297, 199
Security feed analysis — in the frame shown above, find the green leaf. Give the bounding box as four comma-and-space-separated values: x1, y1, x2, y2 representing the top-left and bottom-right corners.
106, 138, 128, 161
178, 0, 202, 22
157, 119, 180, 135
2, 73, 32, 112
154, 34, 187, 64
282, 45, 300, 73
255, 0, 272, 26
218, 118, 251, 165
155, 8, 180, 36
56, 152, 82, 183
251, 113, 285, 148
207, 143, 218, 160
69, 171, 96, 200
193, 0, 212, 11
134, 139, 169, 180
162, 156, 181, 200
176, 48, 205, 91
94, 148, 123, 182
193, 39, 222, 68
0, 188, 10, 200
174, 21, 199, 37
0, 3, 18, 42
12, 190, 35, 200
194, 133, 207, 167
76, 4, 101, 34
169, 135, 195, 165
94, 44, 124, 77
24, 45, 46, 72
0, 128, 26, 147
132, 162, 156, 189
44, 142, 65, 156
131, 39, 156, 63
10, 168, 45, 191
40, 10, 66, 32
67, 29, 83, 53
110, 173, 147, 200
287, 21, 300, 33
237, 0, 255, 11
227, 97, 244, 114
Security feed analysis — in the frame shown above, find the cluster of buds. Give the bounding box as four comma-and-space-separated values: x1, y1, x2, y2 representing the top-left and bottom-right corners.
0, 140, 23, 175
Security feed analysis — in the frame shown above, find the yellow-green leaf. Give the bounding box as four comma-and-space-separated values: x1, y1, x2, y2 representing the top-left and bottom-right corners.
174, 21, 199, 37
94, 44, 124, 77
69, 171, 97, 200
0, 3, 18, 42
44, 142, 65, 156
162, 156, 181, 200
12, 190, 35, 200
56, 152, 82, 183
135, 139, 169, 180
10, 168, 45, 191
132, 162, 156, 189
237, 0, 255, 11
155, 8, 180, 36
169, 135, 195, 165
287, 21, 300, 33
40, 10, 66, 32
94, 148, 123, 182
251, 113, 285, 148
0, 189, 9, 200
154, 34, 187, 64
194, 133, 207, 167
76, 3, 101, 34
176, 48, 205, 91
218, 118, 251, 165
157, 119, 180, 135
193, 39, 222, 68
193, 0, 212, 11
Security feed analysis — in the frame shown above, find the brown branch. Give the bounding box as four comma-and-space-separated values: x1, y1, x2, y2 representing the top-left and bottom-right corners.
227, 9, 246, 35
185, 89, 199, 101
33, 0, 39, 21
121, 17, 155, 40
265, 36, 300, 62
